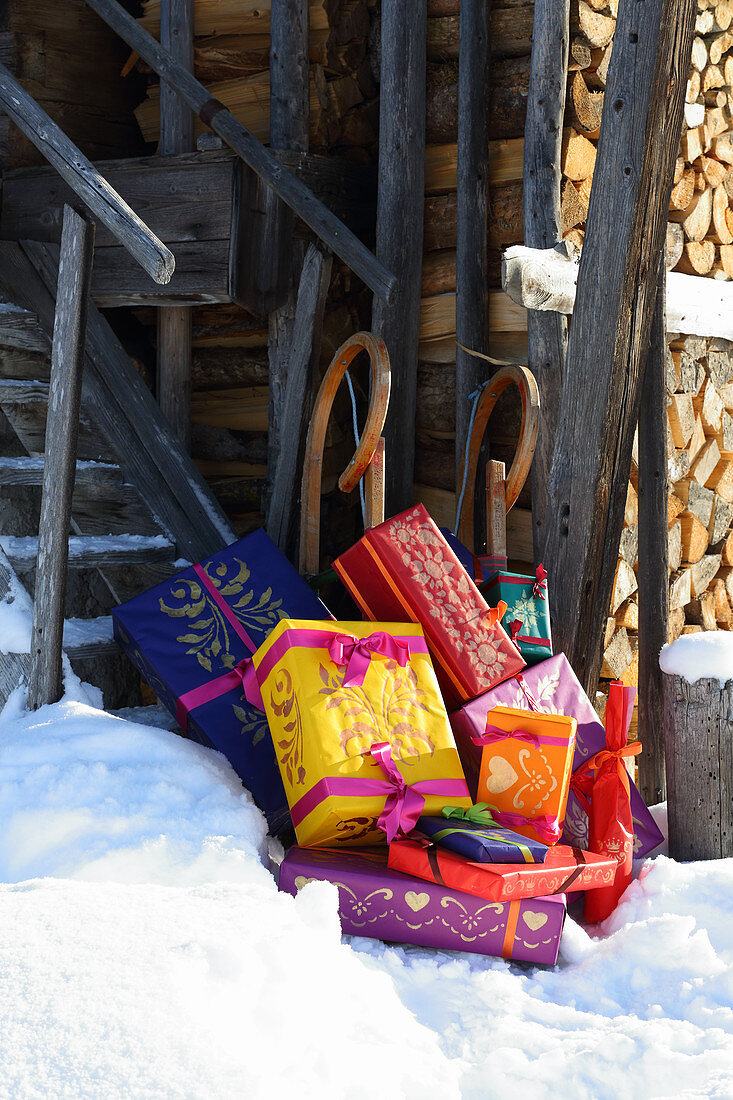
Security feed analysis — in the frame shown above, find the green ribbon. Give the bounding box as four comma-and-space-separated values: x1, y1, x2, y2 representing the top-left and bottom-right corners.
442, 802, 497, 826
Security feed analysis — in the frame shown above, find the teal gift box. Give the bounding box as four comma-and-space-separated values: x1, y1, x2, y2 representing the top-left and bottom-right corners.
480, 565, 552, 666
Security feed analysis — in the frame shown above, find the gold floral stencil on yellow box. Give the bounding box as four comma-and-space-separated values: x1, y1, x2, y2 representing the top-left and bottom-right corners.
253, 619, 471, 846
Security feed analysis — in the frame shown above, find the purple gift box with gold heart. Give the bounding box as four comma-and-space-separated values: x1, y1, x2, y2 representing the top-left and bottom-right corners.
449, 653, 664, 858
279, 845, 566, 964
112, 530, 330, 835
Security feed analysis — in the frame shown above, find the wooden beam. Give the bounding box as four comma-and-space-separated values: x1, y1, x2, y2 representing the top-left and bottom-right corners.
455, 0, 492, 476
266, 243, 332, 553
372, 0, 427, 513
28, 206, 94, 710
266, 0, 310, 526
157, 0, 194, 449
0, 61, 173, 285
503, 244, 733, 341
638, 270, 669, 805
523, 0, 569, 560
541, 0, 696, 694
83, 0, 396, 302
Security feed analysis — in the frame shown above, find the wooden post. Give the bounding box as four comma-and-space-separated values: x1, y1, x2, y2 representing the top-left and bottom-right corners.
84, 0, 396, 302
664, 673, 733, 859
266, 0, 310, 520
157, 0, 194, 449
541, 0, 696, 695
523, 0, 570, 561
455, 0, 492, 471
486, 459, 507, 568
28, 206, 94, 710
372, 0, 427, 514
267, 243, 332, 553
638, 269, 669, 804
0, 61, 173, 285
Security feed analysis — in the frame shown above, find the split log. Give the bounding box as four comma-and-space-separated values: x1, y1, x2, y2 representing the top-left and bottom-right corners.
502, 245, 733, 342
561, 126, 597, 180
691, 551, 723, 594
668, 606, 686, 641
669, 187, 713, 241
670, 567, 693, 609
680, 509, 710, 561
601, 626, 633, 678
691, 436, 721, 486
667, 392, 695, 446
669, 518, 683, 571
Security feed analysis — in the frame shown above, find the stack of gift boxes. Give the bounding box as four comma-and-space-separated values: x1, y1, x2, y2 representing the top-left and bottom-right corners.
114, 504, 663, 966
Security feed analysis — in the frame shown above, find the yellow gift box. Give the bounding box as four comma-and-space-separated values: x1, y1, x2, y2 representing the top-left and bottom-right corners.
476, 705, 577, 845
252, 619, 471, 846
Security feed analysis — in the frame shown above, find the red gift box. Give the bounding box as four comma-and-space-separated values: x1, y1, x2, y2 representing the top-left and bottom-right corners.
334, 504, 525, 709
388, 836, 617, 902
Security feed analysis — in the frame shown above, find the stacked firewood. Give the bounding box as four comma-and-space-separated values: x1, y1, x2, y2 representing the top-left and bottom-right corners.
133, 0, 379, 161
601, 334, 733, 692
561, 0, 733, 282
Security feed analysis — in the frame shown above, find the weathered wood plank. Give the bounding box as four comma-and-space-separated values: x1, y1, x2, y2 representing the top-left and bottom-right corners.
523, 0, 569, 559
0, 457, 120, 487
0, 295, 47, 351
372, 2, 427, 513
0, 60, 173, 285
267, 243, 332, 553
541, 0, 696, 694
266, 0, 311, 511
455, 0, 492, 480
83, 0, 396, 301
2, 534, 176, 572
0, 241, 235, 561
28, 206, 94, 710
157, 0, 195, 449
638, 274, 669, 805
664, 673, 733, 859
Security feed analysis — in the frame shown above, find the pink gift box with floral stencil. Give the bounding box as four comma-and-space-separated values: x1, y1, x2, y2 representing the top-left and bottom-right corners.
334, 504, 525, 710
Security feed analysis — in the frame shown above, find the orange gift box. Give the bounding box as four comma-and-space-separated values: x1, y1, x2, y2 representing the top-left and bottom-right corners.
473, 706, 577, 844
388, 836, 617, 902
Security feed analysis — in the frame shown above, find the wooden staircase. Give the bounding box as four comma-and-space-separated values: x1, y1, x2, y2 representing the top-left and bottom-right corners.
0, 246, 235, 708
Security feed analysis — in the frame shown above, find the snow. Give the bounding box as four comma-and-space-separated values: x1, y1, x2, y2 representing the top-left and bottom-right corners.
0, 676, 731, 1098
660, 630, 733, 686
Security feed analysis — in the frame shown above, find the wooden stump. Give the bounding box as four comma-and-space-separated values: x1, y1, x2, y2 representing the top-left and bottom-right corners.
664, 672, 733, 859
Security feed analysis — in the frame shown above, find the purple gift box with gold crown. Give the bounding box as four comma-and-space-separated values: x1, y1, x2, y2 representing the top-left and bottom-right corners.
279, 845, 566, 964
449, 653, 664, 858
112, 530, 330, 834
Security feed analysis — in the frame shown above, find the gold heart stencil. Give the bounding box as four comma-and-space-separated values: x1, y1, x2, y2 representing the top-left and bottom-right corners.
405, 890, 430, 912
484, 756, 518, 794
294, 875, 317, 891
523, 911, 548, 931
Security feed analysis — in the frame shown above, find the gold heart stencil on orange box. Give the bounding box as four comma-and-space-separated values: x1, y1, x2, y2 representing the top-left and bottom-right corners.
484, 756, 518, 794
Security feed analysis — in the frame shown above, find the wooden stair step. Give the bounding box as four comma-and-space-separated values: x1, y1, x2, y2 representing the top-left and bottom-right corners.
0, 534, 176, 571
0, 457, 123, 488
0, 379, 49, 406
0, 295, 47, 352
63, 615, 117, 660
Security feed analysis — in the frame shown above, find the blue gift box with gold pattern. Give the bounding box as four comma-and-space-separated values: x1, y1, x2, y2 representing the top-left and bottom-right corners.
112, 530, 329, 834
417, 811, 549, 864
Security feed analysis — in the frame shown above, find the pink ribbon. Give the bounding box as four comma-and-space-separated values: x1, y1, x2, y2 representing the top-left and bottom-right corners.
486, 808, 561, 845
472, 723, 541, 749
533, 563, 548, 600
328, 632, 410, 688
288, 741, 470, 842
177, 655, 264, 728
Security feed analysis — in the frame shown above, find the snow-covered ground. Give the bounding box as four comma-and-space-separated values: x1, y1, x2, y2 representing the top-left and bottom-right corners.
0, 674, 731, 1100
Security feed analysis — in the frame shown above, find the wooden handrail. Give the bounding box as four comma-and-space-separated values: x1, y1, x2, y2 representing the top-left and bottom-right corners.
83, 0, 397, 303
0, 62, 174, 285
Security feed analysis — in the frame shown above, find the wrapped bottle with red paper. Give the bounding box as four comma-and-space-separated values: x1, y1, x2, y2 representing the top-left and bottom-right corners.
570, 680, 641, 923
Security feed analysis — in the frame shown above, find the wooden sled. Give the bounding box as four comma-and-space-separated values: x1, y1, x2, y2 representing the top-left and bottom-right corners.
299, 331, 391, 576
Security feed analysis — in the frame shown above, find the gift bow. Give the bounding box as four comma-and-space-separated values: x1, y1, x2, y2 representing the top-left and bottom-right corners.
470, 723, 540, 748
533, 563, 548, 600
370, 742, 428, 842
329, 632, 410, 688
570, 742, 642, 811
508, 619, 523, 643
442, 802, 561, 844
